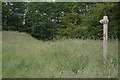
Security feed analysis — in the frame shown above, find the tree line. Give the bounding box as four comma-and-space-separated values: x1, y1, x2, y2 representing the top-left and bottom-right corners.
2, 2, 120, 40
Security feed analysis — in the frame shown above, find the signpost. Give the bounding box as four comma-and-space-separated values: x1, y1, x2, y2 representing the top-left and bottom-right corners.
99, 16, 109, 64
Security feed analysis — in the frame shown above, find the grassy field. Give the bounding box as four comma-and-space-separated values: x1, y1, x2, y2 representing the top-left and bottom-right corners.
2, 31, 118, 78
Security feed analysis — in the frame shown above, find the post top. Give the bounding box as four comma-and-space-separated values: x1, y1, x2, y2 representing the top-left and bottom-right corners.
103, 16, 108, 19
100, 16, 109, 24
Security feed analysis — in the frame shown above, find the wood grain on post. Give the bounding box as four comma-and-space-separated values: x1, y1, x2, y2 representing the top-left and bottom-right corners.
100, 16, 109, 64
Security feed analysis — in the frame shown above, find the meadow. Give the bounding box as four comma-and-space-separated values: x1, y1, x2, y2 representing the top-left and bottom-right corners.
2, 31, 118, 78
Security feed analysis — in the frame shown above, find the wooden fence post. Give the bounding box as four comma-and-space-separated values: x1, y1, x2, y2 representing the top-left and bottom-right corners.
100, 16, 109, 64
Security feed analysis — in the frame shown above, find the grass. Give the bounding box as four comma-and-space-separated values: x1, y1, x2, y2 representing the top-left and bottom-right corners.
2, 31, 118, 78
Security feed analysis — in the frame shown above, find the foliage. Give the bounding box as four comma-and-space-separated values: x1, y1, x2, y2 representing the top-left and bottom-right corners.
81, 3, 119, 39
2, 2, 119, 40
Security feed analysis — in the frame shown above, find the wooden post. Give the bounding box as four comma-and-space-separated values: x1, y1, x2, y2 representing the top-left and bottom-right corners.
100, 16, 109, 64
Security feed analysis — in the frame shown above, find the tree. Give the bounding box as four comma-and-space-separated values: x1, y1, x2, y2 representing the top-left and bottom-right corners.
2, 2, 119, 40
57, 3, 86, 38
81, 3, 119, 39
2, 2, 26, 31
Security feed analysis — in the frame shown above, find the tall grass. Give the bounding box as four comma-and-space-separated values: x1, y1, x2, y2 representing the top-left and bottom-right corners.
2, 31, 118, 78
